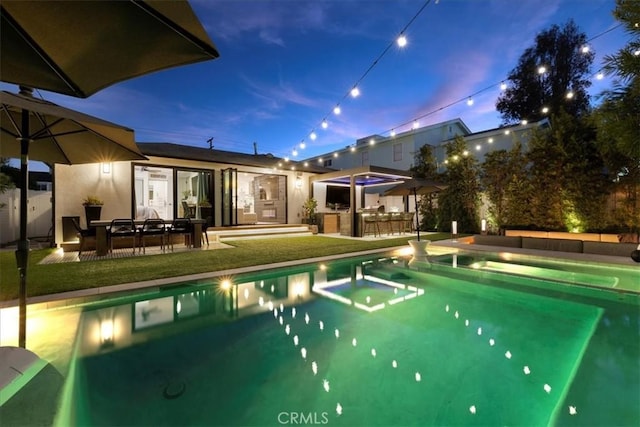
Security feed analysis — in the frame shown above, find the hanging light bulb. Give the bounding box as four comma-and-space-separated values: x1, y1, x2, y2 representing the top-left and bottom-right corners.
333, 152, 338, 158
350, 86, 360, 98
283, 157, 289, 162
412, 120, 419, 129
581, 45, 590, 54
466, 97, 474, 106
350, 146, 356, 152
521, 119, 528, 125
397, 34, 407, 48
488, 138, 494, 144
634, 49, 640, 57
321, 119, 328, 129
333, 105, 341, 115
596, 72, 604, 80
310, 131, 317, 140
292, 149, 298, 157
369, 138, 375, 145
303, 162, 309, 167
537, 65, 547, 74
390, 129, 396, 137
299, 141, 306, 149
541, 106, 549, 114
500, 81, 507, 91
566, 91, 574, 99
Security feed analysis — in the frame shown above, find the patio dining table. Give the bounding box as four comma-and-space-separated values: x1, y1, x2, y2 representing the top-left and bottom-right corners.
90, 219, 206, 256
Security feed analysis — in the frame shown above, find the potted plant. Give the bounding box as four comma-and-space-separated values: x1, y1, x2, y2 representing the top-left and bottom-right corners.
83, 195, 103, 227
302, 197, 318, 234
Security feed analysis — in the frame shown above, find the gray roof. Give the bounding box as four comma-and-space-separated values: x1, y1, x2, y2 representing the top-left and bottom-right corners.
137, 142, 332, 174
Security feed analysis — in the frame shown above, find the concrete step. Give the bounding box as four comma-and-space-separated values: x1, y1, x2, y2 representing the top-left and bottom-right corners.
213, 225, 312, 241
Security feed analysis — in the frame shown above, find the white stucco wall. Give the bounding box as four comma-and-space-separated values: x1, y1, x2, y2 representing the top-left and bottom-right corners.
53, 157, 312, 246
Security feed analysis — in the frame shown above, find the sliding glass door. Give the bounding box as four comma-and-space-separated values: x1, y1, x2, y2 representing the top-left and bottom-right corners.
221, 168, 237, 226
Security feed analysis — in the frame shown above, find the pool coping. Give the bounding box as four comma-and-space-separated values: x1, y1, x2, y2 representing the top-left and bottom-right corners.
2, 240, 637, 310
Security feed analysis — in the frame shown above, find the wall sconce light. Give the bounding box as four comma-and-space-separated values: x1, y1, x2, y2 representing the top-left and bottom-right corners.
295, 173, 303, 189
101, 162, 112, 174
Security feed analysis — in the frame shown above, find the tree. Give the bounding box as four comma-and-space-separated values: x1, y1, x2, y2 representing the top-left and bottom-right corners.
0, 158, 15, 208
592, 0, 640, 231
496, 20, 594, 124
437, 136, 480, 233
410, 144, 441, 230
479, 142, 529, 230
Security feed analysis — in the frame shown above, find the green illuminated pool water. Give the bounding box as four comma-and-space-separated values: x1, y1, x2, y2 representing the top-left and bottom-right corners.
40, 253, 640, 426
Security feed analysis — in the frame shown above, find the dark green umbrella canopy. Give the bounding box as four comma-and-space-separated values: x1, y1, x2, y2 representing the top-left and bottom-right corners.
0, 89, 146, 163
0, 0, 219, 98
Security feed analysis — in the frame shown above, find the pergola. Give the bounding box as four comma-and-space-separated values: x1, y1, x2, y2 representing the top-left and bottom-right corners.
309, 165, 412, 237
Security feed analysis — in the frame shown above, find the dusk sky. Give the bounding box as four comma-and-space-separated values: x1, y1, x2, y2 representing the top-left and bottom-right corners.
1, 0, 630, 170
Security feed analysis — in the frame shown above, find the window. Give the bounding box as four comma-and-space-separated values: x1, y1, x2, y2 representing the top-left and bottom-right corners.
323, 159, 333, 167
134, 165, 174, 220
393, 143, 403, 162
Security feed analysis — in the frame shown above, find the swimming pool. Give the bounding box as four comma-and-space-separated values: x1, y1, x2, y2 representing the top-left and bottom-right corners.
11, 250, 640, 426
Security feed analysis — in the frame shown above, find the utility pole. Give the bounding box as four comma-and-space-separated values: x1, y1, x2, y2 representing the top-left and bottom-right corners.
253, 141, 258, 155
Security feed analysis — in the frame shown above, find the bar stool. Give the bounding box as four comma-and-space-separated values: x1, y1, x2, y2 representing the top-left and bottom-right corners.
389, 212, 404, 235
402, 212, 415, 233
375, 212, 390, 235
363, 214, 379, 237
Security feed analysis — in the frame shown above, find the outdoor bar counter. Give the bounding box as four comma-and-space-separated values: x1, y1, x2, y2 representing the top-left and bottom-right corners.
91, 219, 205, 256
340, 211, 378, 237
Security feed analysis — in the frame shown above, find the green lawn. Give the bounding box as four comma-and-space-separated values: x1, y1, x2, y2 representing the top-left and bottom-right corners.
0, 234, 451, 302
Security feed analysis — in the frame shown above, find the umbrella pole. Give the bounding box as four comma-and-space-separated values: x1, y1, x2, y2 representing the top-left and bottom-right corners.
16, 110, 31, 348
413, 188, 420, 241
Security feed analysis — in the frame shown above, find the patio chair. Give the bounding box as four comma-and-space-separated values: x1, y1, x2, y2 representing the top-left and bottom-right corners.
168, 218, 192, 251
138, 218, 166, 254
71, 217, 96, 256
202, 215, 213, 246
108, 218, 137, 254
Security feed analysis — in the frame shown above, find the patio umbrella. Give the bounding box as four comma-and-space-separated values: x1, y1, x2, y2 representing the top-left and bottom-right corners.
0, 0, 220, 348
383, 178, 447, 241
1, 87, 146, 348
0, 0, 220, 98
0, 89, 145, 163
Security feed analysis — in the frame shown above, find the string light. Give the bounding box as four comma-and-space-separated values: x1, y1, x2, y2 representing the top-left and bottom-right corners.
397, 34, 408, 48
275, 13, 623, 167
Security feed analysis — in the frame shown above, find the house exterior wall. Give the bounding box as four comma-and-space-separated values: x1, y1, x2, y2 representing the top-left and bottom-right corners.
53, 156, 311, 247
305, 119, 470, 172
304, 118, 549, 173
